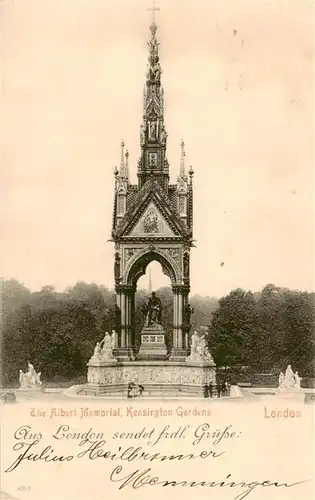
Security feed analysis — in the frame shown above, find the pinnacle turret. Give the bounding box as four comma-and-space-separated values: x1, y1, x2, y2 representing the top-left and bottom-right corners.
179, 140, 186, 178
119, 140, 125, 177
116, 140, 129, 182
124, 149, 130, 182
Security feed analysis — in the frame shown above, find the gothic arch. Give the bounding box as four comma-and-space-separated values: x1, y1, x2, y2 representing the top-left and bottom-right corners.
124, 247, 178, 287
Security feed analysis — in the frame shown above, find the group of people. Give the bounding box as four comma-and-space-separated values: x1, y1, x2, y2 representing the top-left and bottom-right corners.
204, 381, 231, 398
127, 382, 144, 398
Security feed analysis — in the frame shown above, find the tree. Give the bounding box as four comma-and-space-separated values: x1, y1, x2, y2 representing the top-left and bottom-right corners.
1, 279, 31, 317
209, 288, 257, 369
281, 290, 315, 375
190, 295, 218, 330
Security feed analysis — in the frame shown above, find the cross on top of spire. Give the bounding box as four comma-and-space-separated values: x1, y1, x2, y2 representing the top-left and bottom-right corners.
148, 0, 160, 24
148, 0, 160, 35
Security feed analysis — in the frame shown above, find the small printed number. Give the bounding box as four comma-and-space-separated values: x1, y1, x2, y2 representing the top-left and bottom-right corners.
18, 487, 31, 492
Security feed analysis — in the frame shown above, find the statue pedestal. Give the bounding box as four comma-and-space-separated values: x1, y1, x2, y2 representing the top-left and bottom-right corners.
17, 387, 43, 393
276, 389, 304, 401
137, 324, 168, 361
16, 387, 44, 400
87, 359, 118, 387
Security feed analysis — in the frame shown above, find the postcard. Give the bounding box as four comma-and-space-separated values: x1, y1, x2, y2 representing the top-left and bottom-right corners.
1, 1, 314, 500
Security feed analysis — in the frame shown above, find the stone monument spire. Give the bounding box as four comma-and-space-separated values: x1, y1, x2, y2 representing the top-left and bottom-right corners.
138, 9, 169, 190
111, 8, 194, 363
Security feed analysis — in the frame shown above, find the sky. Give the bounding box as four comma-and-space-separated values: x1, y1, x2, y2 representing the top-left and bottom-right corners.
2, 0, 314, 297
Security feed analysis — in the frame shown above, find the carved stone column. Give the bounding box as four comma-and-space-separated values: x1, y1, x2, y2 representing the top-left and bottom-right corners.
126, 287, 136, 360
130, 290, 136, 351
182, 250, 191, 351
170, 284, 189, 360
115, 284, 135, 360
182, 291, 190, 349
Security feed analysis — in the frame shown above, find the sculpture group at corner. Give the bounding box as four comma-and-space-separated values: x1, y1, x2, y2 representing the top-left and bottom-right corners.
278, 364, 301, 392
186, 331, 214, 363
19, 362, 42, 390
90, 330, 117, 362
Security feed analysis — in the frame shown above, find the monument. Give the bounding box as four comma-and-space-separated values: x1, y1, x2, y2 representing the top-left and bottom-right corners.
278, 364, 302, 393
18, 362, 42, 391
186, 331, 215, 363
276, 364, 303, 400
83, 11, 216, 397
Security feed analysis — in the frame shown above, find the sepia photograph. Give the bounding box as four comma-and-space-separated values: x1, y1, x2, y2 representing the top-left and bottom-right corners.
1, 0, 314, 499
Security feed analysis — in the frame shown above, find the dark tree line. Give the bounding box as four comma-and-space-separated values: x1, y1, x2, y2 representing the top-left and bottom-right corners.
209, 284, 315, 384
1, 279, 314, 387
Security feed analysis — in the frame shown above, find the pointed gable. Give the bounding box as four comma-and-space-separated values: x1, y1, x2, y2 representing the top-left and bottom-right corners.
129, 201, 176, 236
113, 179, 190, 239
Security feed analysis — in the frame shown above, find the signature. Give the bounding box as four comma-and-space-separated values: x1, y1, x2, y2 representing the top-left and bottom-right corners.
110, 466, 309, 500
4, 439, 223, 473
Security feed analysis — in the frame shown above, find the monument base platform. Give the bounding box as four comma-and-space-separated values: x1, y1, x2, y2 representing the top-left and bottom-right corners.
276, 390, 305, 401
83, 360, 216, 398
15, 387, 45, 398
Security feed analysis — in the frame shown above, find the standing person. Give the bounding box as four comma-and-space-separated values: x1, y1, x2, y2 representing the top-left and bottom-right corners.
225, 381, 230, 396
221, 382, 226, 397
209, 382, 213, 398
127, 382, 132, 398
204, 384, 209, 398
216, 383, 221, 398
